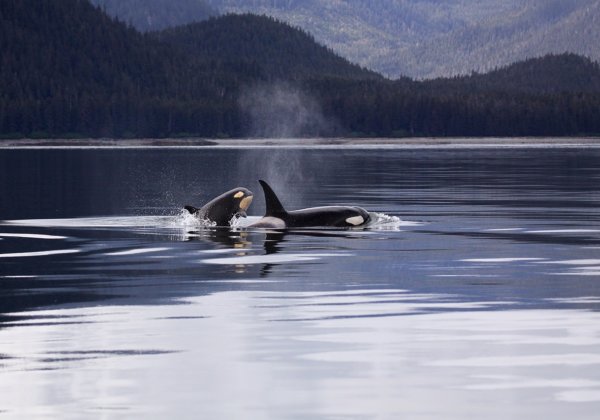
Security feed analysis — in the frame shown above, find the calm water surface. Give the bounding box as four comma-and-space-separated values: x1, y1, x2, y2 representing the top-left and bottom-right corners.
1, 144, 600, 419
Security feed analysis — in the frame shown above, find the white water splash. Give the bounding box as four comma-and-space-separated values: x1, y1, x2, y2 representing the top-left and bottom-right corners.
367, 212, 421, 231
3, 212, 419, 236
179, 209, 216, 228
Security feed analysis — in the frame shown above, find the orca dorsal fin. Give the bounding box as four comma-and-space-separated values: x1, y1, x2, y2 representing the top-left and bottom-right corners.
259, 180, 287, 216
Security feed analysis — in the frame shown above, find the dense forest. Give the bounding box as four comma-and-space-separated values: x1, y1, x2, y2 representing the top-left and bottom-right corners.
428, 54, 600, 95
1, 0, 599, 139
0, 0, 243, 138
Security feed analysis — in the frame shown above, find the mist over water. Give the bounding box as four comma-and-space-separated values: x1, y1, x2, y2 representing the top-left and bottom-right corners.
239, 81, 338, 138
236, 81, 344, 207
235, 148, 329, 212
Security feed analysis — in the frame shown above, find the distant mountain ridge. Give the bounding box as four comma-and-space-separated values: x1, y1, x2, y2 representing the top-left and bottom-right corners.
87, 0, 600, 79
90, 0, 216, 31
154, 14, 379, 81
205, 0, 600, 79
426, 54, 600, 94
1, 0, 599, 139
399, 0, 600, 79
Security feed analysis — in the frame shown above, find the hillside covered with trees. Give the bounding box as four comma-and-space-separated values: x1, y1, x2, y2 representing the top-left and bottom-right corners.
1, 0, 599, 139
207, 0, 600, 79
154, 15, 380, 81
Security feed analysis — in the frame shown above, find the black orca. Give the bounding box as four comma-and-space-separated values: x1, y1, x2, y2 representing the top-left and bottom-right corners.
184, 187, 253, 226
249, 180, 371, 229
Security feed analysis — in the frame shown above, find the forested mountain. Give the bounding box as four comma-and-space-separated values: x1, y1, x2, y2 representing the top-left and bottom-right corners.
0, 0, 251, 138
1, 0, 599, 139
206, 0, 600, 79
154, 14, 379, 81
426, 54, 600, 94
89, 0, 216, 31
400, 0, 600, 79
0, 0, 375, 139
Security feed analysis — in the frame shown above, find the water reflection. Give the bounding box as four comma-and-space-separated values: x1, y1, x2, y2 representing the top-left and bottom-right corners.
2, 204, 600, 316
185, 226, 252, 247
1, 289, 599, 418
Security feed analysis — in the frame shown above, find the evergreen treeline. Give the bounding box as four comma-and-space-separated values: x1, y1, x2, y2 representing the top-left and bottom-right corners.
312, 77, 600, 137
1, 0, 599, 139
426, 54, 600, 95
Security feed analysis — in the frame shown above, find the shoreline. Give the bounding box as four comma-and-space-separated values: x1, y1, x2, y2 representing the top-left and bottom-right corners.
1, 137, 599, 149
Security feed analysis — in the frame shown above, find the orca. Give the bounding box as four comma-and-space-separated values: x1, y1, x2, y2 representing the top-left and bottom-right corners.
249, 180, 371, 229
184, 187, 253, 226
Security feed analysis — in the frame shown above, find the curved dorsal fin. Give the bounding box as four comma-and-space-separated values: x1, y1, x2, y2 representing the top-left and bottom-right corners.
259, 180, 287, 216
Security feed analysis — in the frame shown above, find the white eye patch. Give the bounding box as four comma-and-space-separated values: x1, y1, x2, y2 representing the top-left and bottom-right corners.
239, 196, 253, 211
346, 215, 365, 226
233, 191, 244, 199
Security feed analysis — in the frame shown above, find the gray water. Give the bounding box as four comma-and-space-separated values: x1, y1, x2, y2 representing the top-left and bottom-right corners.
1, 144, 600, 419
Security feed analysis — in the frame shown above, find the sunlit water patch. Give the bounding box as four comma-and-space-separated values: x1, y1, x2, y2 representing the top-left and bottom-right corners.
0, 233, 67, 240
4, 215, 188, 230
1, 289, 600, 418
0, 248, 81, 258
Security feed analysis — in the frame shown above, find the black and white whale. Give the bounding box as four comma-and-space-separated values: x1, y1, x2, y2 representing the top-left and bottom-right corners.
249, 180, 371, 229
184, 187, 253, 226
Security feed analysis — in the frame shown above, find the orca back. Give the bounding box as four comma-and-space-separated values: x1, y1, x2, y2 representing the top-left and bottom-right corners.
254, 180, 370, 228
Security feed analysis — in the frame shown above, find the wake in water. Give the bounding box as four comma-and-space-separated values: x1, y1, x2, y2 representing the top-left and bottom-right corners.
223, 211, 413, 231
2, 210, 418, 234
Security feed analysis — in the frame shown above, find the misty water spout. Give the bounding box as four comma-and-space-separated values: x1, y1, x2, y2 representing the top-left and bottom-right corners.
239, 82, 336, 138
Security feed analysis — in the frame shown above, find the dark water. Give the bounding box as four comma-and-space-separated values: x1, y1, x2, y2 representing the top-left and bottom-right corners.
1, 145, 600, 418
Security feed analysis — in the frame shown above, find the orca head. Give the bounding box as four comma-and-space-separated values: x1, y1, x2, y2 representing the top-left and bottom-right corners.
185, 187, 253, 226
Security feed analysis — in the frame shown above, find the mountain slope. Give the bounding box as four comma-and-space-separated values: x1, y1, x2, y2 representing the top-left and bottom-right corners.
89, 0, 217, 31
425, 54, 600, 94
206, 0, 600, 79
400, 0, 600, 78
469, 54, 600, 94
0, 0, 377, 138
154, 14, 380, 81
0, 0, 238, 137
